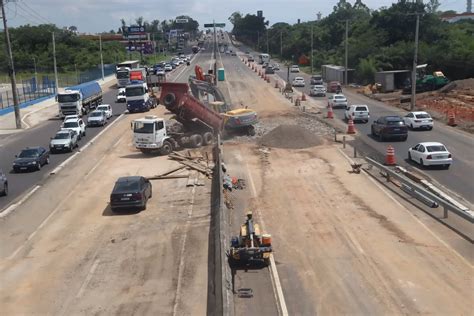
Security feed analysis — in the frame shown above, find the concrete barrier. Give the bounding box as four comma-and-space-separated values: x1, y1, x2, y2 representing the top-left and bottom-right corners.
208, 135, 234, 315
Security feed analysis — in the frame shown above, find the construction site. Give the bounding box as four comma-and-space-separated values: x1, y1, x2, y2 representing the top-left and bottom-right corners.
0, 36, 472, 315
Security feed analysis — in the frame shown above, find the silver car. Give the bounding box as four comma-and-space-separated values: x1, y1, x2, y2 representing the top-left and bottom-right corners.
50, 129, 79, 153
87, 110, 107, 127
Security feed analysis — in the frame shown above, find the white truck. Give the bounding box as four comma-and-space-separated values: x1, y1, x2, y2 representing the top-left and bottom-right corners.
56, 81, 102, 117
125, 81, 157, 113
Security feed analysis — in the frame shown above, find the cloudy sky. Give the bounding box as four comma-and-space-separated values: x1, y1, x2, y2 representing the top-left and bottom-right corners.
4, 0, 467, 33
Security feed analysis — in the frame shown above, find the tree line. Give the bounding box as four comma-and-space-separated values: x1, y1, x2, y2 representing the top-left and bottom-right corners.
229, 0, 474, 83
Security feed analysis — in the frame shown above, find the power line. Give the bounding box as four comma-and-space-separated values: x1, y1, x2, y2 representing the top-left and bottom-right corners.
18, 0, 52, 24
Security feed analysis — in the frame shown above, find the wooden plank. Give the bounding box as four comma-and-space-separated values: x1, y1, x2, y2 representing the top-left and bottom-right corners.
178, 160, 212, 176
152, 165, 188, 178
147, 175, 189, 180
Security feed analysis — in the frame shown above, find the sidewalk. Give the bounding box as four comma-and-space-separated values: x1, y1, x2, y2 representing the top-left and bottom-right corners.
0, 75, 116, 135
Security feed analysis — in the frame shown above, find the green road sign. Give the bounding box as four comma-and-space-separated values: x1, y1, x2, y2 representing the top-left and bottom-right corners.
204, 23, 226, 28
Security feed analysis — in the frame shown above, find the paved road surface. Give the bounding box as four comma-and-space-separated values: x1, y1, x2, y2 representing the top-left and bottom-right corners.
236, 42, 474, 204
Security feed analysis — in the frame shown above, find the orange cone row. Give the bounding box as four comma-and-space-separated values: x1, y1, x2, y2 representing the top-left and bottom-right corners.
346, 118, 356, 134
327, 105, 334, 119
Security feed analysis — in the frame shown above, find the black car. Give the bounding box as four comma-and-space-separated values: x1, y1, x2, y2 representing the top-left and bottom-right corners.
0, 169, 7, 196
371, 116, 408, 141
110, 176, 152, 211
12, 147, 50, 172
265, 66, 275, 74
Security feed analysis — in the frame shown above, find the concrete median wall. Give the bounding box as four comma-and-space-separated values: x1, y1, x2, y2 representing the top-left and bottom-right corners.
207, 135, 234, 316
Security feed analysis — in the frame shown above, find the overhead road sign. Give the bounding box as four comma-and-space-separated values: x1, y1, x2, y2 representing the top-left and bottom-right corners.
127, 26, 145, 34
204, 23, 226, 28
176, 18, 189, 23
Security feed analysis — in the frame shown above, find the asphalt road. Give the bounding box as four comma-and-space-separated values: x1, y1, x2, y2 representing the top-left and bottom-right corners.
0, 43, 206, 211
235, 42, 474, 204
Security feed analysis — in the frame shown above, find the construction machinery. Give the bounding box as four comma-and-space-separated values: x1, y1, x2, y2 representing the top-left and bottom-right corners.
403, 64, 450, 94
229, 212, 272, 265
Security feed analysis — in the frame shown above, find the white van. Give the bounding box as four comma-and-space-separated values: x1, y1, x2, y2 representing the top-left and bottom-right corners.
258, 53, 270, 65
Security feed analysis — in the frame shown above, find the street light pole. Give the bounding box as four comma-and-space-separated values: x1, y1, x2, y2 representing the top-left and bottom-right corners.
1, 0, 21, 128
280, 31, 282, 57
410, 13, 420, 111
32, 57, 38, 87
311, 24, 314, 75
344, 20, 348, 86
52, 32, 59, 93
266, 30, 269, 54
99, 34, 105, 81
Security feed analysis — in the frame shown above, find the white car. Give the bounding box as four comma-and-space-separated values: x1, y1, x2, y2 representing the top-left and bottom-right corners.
290, 65, 300, 73
309, 85, 326, 97
408, 142, 452, 169
116, 88, 126, 103
164, 64, 173, 72
403, 111, 433, 130
62, 118, 86, 139
344, 104, 370, 123
328, 94, 348, 108
292, 77, 305, 87
87, 110, 107, 127
96, 104, 112, 119
63, 114, 80, 123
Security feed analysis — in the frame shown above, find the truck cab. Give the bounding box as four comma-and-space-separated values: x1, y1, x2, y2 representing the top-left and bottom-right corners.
125, 81, 156, 113
132, 116, 172, 154
116, 67, 131, 88
57, 89, 82, 117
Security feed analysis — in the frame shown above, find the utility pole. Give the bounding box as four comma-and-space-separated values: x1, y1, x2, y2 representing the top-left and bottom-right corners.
410, 13, 420, 111
257, 31, 260, 50
280, 31, 282, 57
152, 33, 157, 64
266, 30, 269, 54
344, 20, 349, 86
213, 20, 217, 85
99, 34, 104, 81
32, 57, 38, 88
311, 24, 314, 75
52, 32, 59, 93
1, 0, 22, 128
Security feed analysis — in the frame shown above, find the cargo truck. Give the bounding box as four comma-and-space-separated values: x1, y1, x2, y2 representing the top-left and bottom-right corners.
132, 82, 223, 154
129, 68, 147, 82
57, 81, 102, 117
126, 81, 157, 113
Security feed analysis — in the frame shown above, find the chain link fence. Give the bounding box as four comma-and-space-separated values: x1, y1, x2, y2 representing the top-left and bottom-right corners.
0, 66, 116, 109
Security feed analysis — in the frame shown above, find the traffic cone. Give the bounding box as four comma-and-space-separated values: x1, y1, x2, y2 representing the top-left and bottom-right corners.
294, 97, 301, 106
258, 70, 261, 76
275, 81, 279, 89
327, 105, 334, 119
447, 110, 457, 126
301, 93, 307, 101
346, 118, 356, 134
267, 76, 270, 83
385, 145, 396, 165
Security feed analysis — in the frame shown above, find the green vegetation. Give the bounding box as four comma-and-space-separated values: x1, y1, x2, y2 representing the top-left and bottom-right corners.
229, 0, 474, 83
0, 24, 128, 75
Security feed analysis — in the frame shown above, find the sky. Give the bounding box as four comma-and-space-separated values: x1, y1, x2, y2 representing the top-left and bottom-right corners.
4, 0, 467, 33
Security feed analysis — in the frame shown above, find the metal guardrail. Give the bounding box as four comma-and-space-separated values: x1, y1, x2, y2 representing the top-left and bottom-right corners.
365, 157, 474, 224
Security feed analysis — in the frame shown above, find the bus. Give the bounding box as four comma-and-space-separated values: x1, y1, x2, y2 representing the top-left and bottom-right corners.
116, 60, 140, 87
258, 53, 270, 65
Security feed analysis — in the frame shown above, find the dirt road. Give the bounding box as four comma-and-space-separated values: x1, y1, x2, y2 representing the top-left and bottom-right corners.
220, 53, 473, 315
0, 106, 211, 314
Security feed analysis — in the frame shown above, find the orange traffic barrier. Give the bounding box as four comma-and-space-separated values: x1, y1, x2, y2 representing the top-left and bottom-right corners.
327, 105, 334, 119
301, 93, 307, 101
447, 110, 457, 126
346, 118, 356, 134
385, 145, 396, 165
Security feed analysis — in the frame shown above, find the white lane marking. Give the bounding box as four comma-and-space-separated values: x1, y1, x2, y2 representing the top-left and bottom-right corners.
0, 185, 41, 218
172, 176, 197, 316
243, 158, 289, 316
75, 259, 100, 298
50, 152, 80, 175
84, 154, 107, 179
337, 147, 472, 268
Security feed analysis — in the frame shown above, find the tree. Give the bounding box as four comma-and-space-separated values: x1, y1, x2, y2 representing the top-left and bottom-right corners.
426, 0, 441, 14
135, 17, 144, 27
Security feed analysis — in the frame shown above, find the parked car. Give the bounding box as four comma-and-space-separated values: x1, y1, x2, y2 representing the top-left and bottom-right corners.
328, 94, 347, 108
292, 77, 305, 87
247, 56, 255, 62
310, 74, 323, 85
62, 118, 86, 138
344, 104, 370, 123
328, 81, 342, 93
96, 104, 113, 119
371, 116, 408, 141
272, 63, 280, 71
0, 169, 7, 196
408, 142, 452, 169
290, 65, 300, 73
310, 85, 326, 97
12, 147, 50, 172
87, 110, 107, 127
110, 176, 152, 211
116, 88, 126, 103
265, 66, 275, 74
50, 130, 79, 153
403, 111, 433, 130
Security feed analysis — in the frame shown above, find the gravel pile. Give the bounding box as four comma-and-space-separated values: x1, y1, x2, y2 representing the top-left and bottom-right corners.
258, 124, 324, 149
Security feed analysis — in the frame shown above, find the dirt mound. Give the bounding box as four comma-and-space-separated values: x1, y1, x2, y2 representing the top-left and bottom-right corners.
453, 78, 474, 90
258, 124, 323, 149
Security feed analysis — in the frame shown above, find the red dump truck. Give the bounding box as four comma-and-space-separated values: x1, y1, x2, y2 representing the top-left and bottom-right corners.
131, 82, 224, 154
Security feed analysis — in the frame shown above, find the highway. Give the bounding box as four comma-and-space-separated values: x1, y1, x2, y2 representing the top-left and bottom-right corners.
236, 42, 474, 205
0, 44, 203, 211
